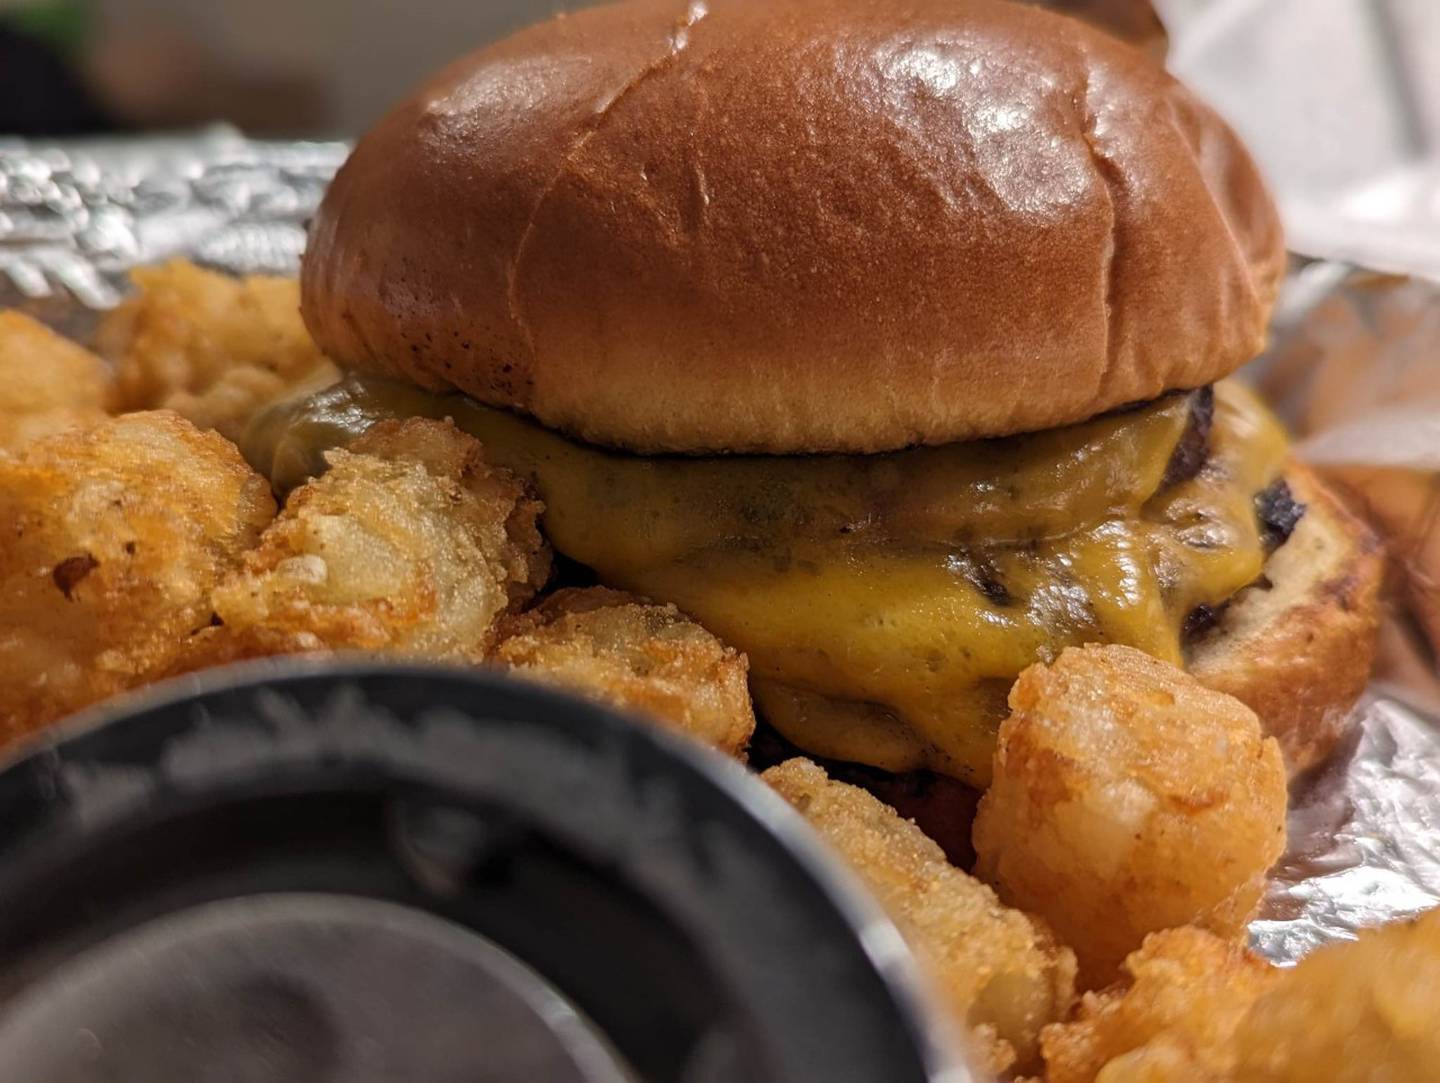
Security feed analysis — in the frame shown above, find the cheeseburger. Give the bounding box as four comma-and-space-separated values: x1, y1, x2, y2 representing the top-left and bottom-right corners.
251, 0, 1381, 785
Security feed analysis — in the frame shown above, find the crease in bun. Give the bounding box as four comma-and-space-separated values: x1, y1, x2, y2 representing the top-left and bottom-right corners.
504, 0, 715, 366
303, 0, 1285, 453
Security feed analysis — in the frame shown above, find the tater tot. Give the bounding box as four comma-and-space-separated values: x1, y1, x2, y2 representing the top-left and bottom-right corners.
492, 587, 755, 757
1041, 927, 1278, 1083
748, 724, 982, 867
98, 261, 336, 441
972, 645, 1287, 989
1048, 910, 1440, 1083
172, 418, 549, 670
763, 757, 1076, 1076
840, 765, 981, 870
1228, 909, 1440, 1083
0, 411, 276, 740
0, 311, 113, 451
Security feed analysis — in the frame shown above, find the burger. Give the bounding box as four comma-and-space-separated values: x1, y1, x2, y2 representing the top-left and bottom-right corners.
250, 0, 1382, 786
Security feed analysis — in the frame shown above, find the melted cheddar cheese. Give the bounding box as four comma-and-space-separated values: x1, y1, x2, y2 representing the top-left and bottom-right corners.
246, 378, 1288, 784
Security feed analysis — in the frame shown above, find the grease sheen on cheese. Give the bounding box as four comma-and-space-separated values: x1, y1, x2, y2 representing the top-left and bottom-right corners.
246, 379, 1288, 784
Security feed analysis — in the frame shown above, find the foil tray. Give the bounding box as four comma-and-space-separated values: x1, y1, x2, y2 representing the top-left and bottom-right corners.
2, 127, 1438, 968
0, 127, 346, 333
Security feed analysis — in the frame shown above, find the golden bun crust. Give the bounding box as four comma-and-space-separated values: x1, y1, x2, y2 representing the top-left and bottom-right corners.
1190, 463, 1384, 775
302, 0, 1285, 453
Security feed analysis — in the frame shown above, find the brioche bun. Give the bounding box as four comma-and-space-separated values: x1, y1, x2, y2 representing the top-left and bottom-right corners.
301, 0, 1284, 454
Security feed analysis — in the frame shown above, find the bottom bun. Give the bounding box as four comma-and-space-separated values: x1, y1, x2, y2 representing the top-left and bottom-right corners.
1188, 462, 1384, 776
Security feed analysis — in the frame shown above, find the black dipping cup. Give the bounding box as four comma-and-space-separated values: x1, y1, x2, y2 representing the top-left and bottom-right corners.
0, 662, 970, 1083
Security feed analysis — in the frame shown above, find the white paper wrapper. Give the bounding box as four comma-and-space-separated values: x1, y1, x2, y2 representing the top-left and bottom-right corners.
2, 129, 1437, 968
1162, 0, 1440, 283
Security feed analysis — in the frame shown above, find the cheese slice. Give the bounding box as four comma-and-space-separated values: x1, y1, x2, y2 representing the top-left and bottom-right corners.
246, 378, 1288, 784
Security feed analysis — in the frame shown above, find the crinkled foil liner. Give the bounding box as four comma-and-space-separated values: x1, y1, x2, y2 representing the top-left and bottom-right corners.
1253, 687, 1440, 962
3, 129, 1438, 968
0, 127, 347, 333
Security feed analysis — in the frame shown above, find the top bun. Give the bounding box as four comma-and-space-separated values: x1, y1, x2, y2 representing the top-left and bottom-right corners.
302, 0, 1285, 454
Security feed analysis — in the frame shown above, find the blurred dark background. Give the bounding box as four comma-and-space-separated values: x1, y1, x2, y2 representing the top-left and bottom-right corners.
0, 0, 567, 137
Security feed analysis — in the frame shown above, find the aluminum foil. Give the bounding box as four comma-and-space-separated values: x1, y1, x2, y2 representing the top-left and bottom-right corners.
1253, 689, 1440, 962
2, 128, 1438, 968
0, 126, 346, 333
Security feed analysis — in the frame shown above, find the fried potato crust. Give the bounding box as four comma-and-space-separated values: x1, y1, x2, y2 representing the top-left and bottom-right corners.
1041, 927, 1278, 1083
0, 411, 275, 741
1045, 910, 1440, 1083
492, 587, 754, 757
99, 261, 336, 441
1227, 909, 1440, 1083
973, 645, 1287, 989
0, 311, 113, 451
763, 757, 1076, 1076
172, 418, 549, 670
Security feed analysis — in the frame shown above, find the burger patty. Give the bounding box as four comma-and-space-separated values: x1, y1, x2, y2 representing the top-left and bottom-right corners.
1173, 474, 1307, 647
1161, 385, 1215, 489
1256, 477, 1306, 550
245, 378, 1294, 786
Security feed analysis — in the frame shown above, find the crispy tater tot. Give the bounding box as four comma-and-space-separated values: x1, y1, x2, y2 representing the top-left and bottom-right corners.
1226, 909, 1440, 1083
492, 587, 755, 757
98, 261, 336, 441
0, 411, 275, 740
172, 418, 549, 670
1041, 927, 1278, 1083
1048, 910, 1440, 1083
763, 757, 1075, 1076
972, 645, 1287, 990
749, 724, 982, 866
0, 311, 113, 451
